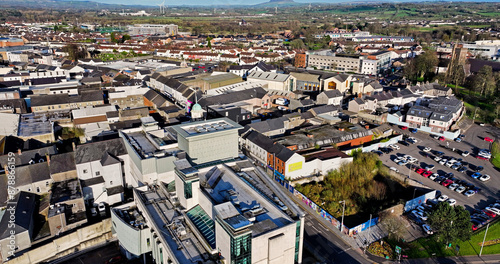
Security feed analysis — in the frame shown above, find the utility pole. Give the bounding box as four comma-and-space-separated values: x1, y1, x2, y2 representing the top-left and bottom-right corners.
479, 223, 489, 256
339, 200, 346, 233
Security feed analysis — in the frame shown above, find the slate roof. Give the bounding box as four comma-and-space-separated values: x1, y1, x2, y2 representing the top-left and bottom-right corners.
198, 87, 266, 108
468, 59, 500, 74
49, 152, 76, 175
321, 90, 342, 98
0, 191, 38, 240
0, 145, 57, 168
75, 138, 127, 164
100, 152, 121, 166
14, 162, 51, 186
80, 176, 105, 187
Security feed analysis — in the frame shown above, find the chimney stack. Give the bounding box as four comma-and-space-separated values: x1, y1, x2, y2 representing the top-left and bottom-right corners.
72, 142, 76, 151
46, 153, 50, 165
18, 148, 22, 155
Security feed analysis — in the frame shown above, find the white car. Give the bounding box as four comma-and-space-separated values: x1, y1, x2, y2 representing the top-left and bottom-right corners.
479, 174, 491, 181
464, 190, 475, 197
486, 207, 500, 215
425, 164, 435, 170
389, 144, 400, 150
448, 183, 459, 191
446, 160, 455, 167
408, 137, 417, 142
429, 173, 439, 180
434, 156, 442, 162
423, 147, 432, 152
409, 157, 418, 163
394, 157, 403, 163
439, 159, 447, 165
447, 199, 457, 206
389, 167, 400, 173
422, 224, 433, 235
462, 151, 470, 157
438, 195, 449, 202
455, 186, 466, 193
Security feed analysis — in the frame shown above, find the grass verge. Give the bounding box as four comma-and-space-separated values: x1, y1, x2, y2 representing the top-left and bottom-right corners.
490, 141, 500, 169
456, 220, 500, 256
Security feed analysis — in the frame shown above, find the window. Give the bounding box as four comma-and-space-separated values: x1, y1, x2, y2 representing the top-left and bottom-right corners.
83, 169, 88, 174
184, 181, 193, 199
96, 171, 100, 176
110, 181, 113, 185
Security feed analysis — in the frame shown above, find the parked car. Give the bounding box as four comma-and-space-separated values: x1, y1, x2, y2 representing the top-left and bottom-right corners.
416, 168, 425, 175
479, 174, 490, 181
422, 224, 433, 235
455, 137, 462, 142
455, 186, 466, 193
474, 166, 484, 172
423, 171, 433, 177
389, 144, 400, 150
438, 136, 445, 141
462, 151, 470, 157
442, 179, 453, 187
429, 173, 438, 180
486, 207, 500, 215
401, 126, 408, 130
447, 199, 457, 206
399, 140, 410, 147
471, 172, 482, 179
458, 167, 467, 173
424, 164, 435, 170
448, 183, 459, 191
410, 128, 418, 133
434, 156, 442, 162
464, 190, 475, 197
484, 137, 494, 142
437, 195, 449, 202
423, 147, 432, 152
389, 167, 400, 173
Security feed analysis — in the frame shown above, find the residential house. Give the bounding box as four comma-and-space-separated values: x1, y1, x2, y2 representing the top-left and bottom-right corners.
316, 90, 343, 106
75, 138, 130, 206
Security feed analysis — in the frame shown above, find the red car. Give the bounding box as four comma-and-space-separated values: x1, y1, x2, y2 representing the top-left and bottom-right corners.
484, 137, 494, 142
472, 224, 478, 231
441, 179, 453, 187
422, 171, 433, 178
438, 136, 445, 141
416, 168, 425, 175
483, 210, 497, 218
477, 156, 489, 160
401, 126, 408, 130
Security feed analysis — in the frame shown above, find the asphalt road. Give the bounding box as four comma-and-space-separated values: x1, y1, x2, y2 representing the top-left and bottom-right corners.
303, 214, 371, 264
385, 124, 500, 212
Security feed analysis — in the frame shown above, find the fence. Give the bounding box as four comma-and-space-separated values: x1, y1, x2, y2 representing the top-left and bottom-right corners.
273, 175, 378, 236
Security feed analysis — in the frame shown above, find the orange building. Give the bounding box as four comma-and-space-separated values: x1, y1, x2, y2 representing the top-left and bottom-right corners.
294, 53, 307, 68
0, 38, 24, 48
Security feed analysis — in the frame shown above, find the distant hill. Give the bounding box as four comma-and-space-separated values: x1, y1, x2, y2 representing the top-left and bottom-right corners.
255, 0, 304, 7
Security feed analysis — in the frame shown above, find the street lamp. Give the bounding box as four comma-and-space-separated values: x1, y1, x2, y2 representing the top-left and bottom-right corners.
339, 200, 346, 233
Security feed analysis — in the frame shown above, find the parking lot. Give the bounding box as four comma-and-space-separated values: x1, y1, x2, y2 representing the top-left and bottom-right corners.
380, 123, 500, 213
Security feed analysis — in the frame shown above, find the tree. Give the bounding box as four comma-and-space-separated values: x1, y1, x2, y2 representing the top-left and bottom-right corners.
63, 44, 85, 61
380, 213, 406, 241
290, 39, 305, 50
428, 202, 471, 246
414, 51, 438, 81
472, 65, 496, 96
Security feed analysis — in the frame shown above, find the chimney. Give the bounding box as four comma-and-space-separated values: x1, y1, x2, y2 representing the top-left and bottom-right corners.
18, 148, 22, 155
46, 153, 50, 165
365, 125, 370, 129
72, 142, 76, 151
3, 165, 7, 174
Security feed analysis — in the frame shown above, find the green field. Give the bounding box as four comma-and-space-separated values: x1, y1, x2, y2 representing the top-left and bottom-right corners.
455, 220, 500, 256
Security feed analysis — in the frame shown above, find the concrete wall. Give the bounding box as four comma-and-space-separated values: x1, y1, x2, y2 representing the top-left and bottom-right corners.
251, 223, 296, 264
6, 219, 113, 264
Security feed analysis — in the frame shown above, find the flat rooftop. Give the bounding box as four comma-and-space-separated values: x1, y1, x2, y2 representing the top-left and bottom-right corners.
135, 188, 208, 263
172, 118, 242, 138
50, 179, 83, 204
18, 112, 71, 137
121, 129, 178, 159
200, 165, 293, 237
